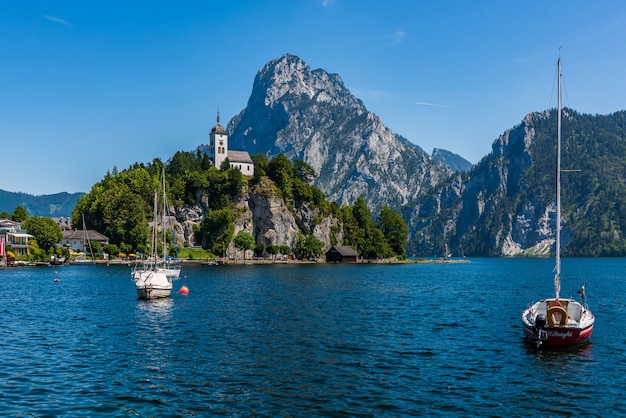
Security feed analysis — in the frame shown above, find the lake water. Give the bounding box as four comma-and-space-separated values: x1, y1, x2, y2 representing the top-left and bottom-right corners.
0, 258, 624, 416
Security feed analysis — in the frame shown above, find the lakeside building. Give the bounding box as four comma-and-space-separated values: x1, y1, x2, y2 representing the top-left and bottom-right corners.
208, 113, 254, 176
0, 219, 34, 257
60, 229, 110, 253
325, 246, 358, 263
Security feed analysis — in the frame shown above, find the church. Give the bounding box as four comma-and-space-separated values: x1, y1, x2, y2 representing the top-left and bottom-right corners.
208, 113, 254, 176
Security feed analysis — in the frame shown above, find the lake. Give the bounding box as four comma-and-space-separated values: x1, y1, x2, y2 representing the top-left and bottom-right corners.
0, 258, 624, 416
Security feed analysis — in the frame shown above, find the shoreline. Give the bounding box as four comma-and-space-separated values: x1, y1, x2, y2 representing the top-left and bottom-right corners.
8, 257, 470, 268
94, 258, 470, 266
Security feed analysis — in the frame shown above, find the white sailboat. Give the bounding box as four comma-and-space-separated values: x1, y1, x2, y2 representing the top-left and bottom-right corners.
133, 190, 172, 300
521, 57, 595, 348
132, 168, 181, 280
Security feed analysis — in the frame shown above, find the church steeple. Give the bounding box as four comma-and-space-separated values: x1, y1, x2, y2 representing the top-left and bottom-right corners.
209, 110, 228, 168
205, 110, 255, 176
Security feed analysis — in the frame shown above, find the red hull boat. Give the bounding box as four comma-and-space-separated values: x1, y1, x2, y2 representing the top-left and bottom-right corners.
520, 57, 595, 348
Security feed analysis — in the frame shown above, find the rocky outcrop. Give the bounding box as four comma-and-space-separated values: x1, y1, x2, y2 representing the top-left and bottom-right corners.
226, 54, 452, 210
168, 179, 341, 259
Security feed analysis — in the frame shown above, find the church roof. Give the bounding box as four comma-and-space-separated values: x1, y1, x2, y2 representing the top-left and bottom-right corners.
227, 150, 253, 164
211, 123, 226, 134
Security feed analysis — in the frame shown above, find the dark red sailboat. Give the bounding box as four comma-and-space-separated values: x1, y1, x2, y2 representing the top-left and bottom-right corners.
521, 57, 595, 348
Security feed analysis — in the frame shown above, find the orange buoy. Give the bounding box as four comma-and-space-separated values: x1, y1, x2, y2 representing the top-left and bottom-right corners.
179, 285, 189, 295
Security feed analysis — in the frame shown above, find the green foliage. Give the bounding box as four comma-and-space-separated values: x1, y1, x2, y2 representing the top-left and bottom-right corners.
233, 230, 255, 260
268, 154, 296, 199
27, 239, 45, 262
22, 216, 63, 252
177, 246, 211, 260
340, 198, 406, 259
0, 192, 82, 218
251, 153, 269, 183
266, 153, 331, 215
12, 206, 28, 222
295, 231, 324, 260
378, 206, 410, 259
408, 109, 626, 257
73, 148, 406, 261
266, 244, 280, 260
294, 159, 316, 184
203, 208, 237, 255
103, 243, 120, 256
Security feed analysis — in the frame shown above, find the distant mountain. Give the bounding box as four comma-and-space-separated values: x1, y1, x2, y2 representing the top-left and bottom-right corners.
226, 54, 452, 209
0, 189, 82, 218
406, 109, 626, 257
432, 148, 472, 172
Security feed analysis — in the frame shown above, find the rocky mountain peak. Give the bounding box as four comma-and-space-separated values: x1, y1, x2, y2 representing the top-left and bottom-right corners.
228, 54, 452, 209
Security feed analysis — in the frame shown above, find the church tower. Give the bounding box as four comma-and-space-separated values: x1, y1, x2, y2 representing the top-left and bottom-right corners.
208, 112, 228, 169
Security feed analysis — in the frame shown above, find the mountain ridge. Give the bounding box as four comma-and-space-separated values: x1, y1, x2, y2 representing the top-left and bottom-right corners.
0, 189, 83, 218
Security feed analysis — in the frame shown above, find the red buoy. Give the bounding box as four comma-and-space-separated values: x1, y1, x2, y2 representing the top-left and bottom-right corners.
179, 285, 189, 295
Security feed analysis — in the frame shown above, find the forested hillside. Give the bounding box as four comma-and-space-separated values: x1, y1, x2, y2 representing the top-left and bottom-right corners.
0, 190, 82, 217
73, 151, 409, 260
406, 110, 626, 257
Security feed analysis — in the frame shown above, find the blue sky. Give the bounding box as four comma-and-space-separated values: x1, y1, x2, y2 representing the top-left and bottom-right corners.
2, 1, 625, 195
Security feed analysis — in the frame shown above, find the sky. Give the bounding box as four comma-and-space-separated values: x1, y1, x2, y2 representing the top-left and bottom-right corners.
2, 1, 626, 195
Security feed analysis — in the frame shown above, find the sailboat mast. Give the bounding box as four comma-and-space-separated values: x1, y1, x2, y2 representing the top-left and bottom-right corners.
82, 212, 94, 260
162, 167, 167, 260
555, 57, 562, 300
152, 189, 158, 269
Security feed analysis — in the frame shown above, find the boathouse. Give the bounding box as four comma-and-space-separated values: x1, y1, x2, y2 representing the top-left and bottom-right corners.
325, 246, 358, 263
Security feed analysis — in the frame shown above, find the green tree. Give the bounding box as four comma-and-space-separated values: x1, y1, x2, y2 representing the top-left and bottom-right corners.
220, 157, 231, 172
268, 154, 295, 200
251, 153, 269, 182
12, 206, 28, 222
378, 206, 410, 258
23, 216, 63, 252
233, 230, 255, 261
266, 244, 279, 261
103, 243, 120, 257
296, 232, 324, 260
254, 243, 265, 258
294, 159, 316, 184
204, 208, 236, 255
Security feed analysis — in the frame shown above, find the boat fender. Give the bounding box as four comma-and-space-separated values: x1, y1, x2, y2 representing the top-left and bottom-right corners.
547, 305, 568, 327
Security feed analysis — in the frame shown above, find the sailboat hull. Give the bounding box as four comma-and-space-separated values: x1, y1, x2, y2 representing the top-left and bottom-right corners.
134, 270, 172, 300
136, 285, 172, 300
521, 298, 595, 347
522, 320, 594, 347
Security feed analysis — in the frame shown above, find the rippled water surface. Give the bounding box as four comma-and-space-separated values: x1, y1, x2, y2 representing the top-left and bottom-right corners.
1, 258, 624, 416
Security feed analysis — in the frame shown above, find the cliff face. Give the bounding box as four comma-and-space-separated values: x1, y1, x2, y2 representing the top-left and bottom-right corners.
404, 109, 626, 257
171, 179, 341, 259
226, 54, 452, 210
407, 112, 552, 257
